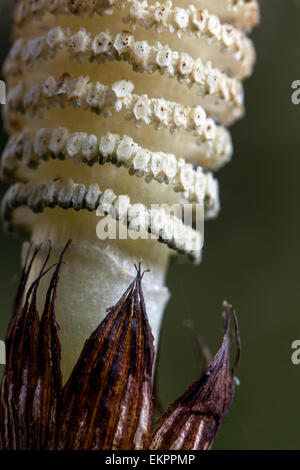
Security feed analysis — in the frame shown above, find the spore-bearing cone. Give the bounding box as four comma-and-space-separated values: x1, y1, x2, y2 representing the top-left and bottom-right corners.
1, 0, 258, 378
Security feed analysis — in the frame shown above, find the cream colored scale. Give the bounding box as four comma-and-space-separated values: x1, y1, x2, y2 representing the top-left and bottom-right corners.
1, 0, 258, 380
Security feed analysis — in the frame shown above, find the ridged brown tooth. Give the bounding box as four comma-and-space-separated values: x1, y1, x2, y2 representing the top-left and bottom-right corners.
55, 264, 155, 450
0, 242, 69, 450
149, 302, 241, 450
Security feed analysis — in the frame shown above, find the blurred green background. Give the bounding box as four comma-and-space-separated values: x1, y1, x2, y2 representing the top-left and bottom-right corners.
1, 0, 300, 450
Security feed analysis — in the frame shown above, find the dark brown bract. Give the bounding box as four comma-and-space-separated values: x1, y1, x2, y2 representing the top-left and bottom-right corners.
0, 242, 240, 450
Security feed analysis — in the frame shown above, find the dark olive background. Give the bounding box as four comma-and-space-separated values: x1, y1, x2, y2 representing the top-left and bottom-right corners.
0, 0, 300, 450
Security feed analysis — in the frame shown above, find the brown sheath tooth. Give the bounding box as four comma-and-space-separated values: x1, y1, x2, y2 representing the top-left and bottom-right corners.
55, 262, 155, 450
0, 241, 69, 450
0, 240, 241, 450
1, 244, 156, 450
149, 301, 241, 450
31, 242, 71, 449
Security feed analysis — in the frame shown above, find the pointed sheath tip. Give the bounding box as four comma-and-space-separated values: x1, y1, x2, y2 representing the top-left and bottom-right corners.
2, 245, 157, 451
222, 300, 241, 375
149, 303, 241, 451
0, 239, 72, 450
1, 244, 241, 452
134, 260, 150, 281
55, 260, 155, 450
